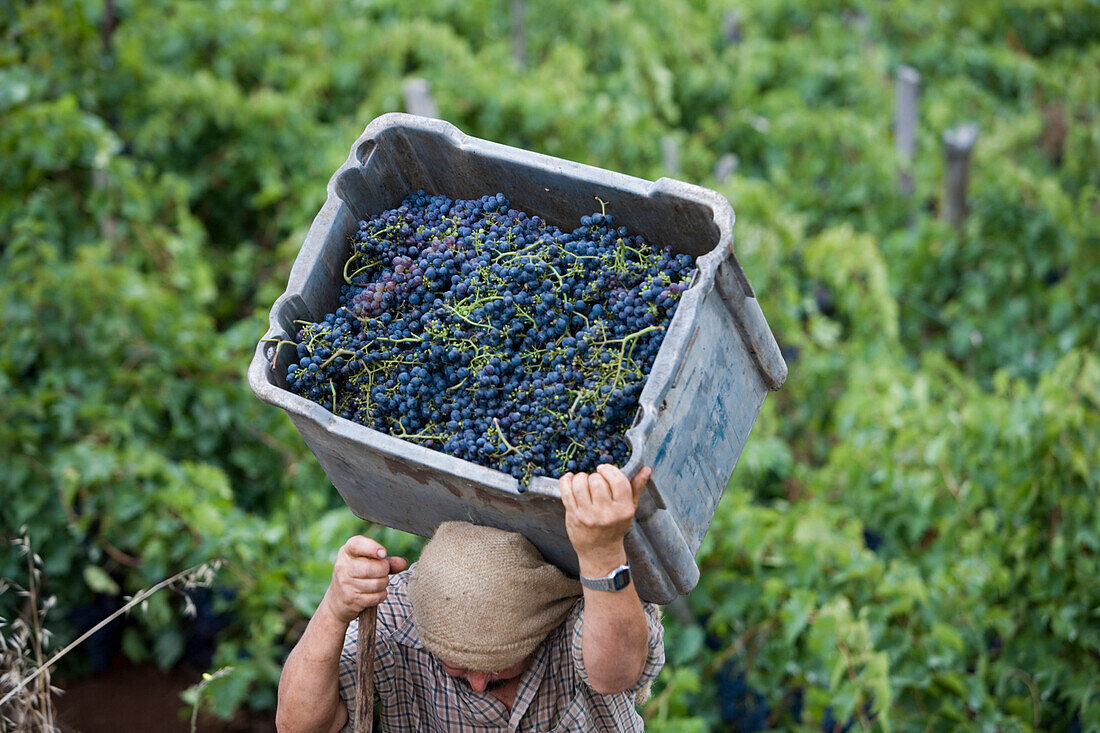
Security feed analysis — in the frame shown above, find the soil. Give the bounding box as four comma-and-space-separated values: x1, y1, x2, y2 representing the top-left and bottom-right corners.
53, 658, 274, 733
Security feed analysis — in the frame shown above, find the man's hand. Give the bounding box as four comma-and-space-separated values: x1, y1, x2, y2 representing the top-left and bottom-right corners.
320, 536, 408, 626
559, 464, 652, 577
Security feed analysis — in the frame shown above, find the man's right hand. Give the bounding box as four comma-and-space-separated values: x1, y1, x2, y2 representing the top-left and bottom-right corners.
278, 535, 405, 732
321, 535, 408, 625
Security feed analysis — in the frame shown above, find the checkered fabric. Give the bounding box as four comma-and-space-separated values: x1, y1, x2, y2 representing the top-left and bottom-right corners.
337, 567, 664, 732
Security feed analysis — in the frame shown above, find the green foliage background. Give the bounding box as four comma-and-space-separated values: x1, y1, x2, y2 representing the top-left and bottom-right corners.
2, 0, 1098, 729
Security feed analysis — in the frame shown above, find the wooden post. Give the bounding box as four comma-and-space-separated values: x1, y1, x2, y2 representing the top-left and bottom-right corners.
93, 170, 118, 242
714, 153, 739, 184
846, 9, 871, 40
402, 78, 439, 119
721, 8, 742, 44
354, 606, 378, 733
661, 136, 680, 177
895, 65, 919, 195
942, 123, 979, 230
100, 0, 117, 53
1040, 104, 1067, 166
511, 0, 527, 68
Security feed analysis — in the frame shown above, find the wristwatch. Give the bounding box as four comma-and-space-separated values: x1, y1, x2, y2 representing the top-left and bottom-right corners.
580, 564, 632, 592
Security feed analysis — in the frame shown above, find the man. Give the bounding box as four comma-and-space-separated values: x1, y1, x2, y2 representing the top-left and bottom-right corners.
276, 464, 665, 732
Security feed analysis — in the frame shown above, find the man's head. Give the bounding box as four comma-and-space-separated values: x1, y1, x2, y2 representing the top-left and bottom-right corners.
407, 521, 581, 676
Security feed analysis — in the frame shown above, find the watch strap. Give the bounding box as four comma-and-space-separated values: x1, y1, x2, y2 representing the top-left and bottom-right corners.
579, 564, 632, 592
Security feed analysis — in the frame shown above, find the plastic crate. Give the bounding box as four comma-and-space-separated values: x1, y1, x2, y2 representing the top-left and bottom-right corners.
249, 114, 786, 604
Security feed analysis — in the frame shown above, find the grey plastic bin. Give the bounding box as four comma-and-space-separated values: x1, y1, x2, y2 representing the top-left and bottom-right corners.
249, 113, 786, 604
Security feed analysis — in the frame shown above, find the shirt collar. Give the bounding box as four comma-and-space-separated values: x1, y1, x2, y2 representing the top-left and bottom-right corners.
391, 609, 424, 650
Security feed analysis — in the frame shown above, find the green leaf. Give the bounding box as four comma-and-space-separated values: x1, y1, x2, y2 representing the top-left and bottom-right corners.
780, 588, 816, 644
121, 627, 150, 664
669, 624, 705, 666
934, 672, 967, 698
82, 565, 120, 596
931, 622, 965, 654
153, 629, 185, 670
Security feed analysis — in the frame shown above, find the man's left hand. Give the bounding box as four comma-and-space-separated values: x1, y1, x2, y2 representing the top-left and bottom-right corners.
559, 464, 652, 575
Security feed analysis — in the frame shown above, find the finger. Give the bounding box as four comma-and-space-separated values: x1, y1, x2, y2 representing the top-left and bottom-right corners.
571, 472, 592, 506
559, 473, 578, 513
345, 535, 389, 560
353, 589, 389, 610
588, 471, 613, 504
596, 464, 633, 504
630, 466, 653, 506
345, 576, 391, 596
387, 556, 409, 574
345, 555, 395, 580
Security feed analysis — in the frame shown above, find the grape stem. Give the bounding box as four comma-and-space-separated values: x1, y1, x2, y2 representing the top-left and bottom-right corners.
262, 338, 297, 372
319, 348, 356, 369
597, 325, 661, 345
567, 390, 587, 418
492, 418, 520, 455
444, 304, 493, 330
392, 428, 448, 441
343, 251, 381, 283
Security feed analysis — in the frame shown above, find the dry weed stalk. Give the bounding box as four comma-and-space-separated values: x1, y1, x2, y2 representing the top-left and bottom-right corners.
0, 528, 221, 732
1, 532, 60, 733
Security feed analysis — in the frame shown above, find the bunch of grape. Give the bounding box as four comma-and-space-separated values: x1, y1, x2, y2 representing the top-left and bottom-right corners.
279, 190, 694, 483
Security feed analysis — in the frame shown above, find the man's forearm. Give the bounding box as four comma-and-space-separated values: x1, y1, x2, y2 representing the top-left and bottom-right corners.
578, 543, 650, 695
276, 594, 351, 733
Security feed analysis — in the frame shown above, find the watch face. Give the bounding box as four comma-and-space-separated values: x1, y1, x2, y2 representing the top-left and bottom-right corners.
611, 567, 631, 591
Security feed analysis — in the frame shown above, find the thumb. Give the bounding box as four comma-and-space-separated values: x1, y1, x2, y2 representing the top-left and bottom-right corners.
630, 466, 652, 506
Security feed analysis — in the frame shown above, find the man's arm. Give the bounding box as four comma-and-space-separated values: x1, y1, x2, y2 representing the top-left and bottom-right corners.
276, 536, 407, 733
559, 464, 653, 694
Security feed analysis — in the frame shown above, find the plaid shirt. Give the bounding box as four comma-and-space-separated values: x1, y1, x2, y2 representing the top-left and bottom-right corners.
337, 568, 664, 732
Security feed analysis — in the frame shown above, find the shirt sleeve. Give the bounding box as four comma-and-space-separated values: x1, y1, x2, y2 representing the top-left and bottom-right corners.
570, 600, 666, 697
